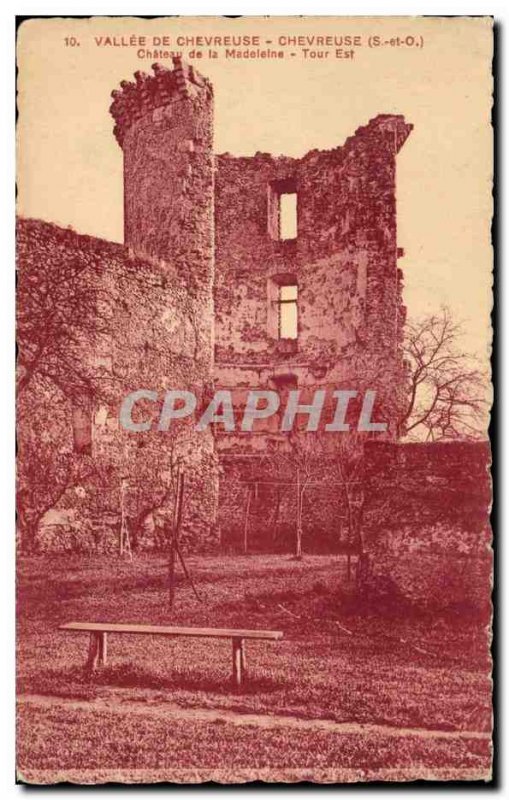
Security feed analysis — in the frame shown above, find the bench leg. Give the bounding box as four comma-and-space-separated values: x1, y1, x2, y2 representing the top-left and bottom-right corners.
232, 638, 245, 689
85, 632, 107, 673
86, 632, 101, 673
99, 632, 107, 666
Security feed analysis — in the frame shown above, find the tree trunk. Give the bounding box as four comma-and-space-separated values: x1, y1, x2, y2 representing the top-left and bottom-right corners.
243, 488, 252, 555
168, 528, 176, 608
295, 469, 303, 559
356, 550, 372, 590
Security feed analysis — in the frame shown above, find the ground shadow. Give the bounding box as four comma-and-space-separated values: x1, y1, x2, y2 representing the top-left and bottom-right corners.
19, 662, 286, 699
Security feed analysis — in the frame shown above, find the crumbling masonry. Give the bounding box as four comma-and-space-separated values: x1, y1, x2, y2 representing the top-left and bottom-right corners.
106, 58, 413, 551
18, 57, 413, 551
17, 58, 491, 608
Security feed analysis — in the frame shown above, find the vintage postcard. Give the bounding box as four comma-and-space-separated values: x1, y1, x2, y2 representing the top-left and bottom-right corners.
16, 15, 493, 784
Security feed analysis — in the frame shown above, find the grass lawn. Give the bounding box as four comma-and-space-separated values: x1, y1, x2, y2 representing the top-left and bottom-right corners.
17, 553, 492, 783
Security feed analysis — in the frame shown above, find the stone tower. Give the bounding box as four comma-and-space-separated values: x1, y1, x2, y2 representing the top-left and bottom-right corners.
110, 58, 214, 277
109, 58, 215, 374
108, 59, 218, 551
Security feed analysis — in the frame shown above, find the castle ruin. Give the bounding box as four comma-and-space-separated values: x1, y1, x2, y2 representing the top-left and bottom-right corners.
17, 57, 412, 554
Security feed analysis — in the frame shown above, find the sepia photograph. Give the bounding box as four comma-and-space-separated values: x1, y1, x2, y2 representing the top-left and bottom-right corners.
15, 14, 493, 785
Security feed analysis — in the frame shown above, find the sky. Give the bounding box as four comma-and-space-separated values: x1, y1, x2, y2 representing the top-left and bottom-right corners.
17, 16, 493, 361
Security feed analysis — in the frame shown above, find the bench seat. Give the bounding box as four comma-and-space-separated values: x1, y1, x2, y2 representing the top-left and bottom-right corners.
60, 622, 282, 639
59, 621, 283, 687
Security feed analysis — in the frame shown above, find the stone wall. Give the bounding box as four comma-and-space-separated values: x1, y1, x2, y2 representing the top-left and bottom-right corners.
214, 116, 412, 552
216, 439, 492, 616
17, 58, 220, 554
362, 440, 492, 613
214, 114, 412, 460
17, 57, 492, 613
16, 218, 218, 553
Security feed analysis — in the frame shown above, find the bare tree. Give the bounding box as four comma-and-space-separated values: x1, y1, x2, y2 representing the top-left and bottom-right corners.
260, 433, 364, 561
16, 224, 116, 550
121, 433, 185, 549
16, 225, 211, 554
16, 228, 112, 401
267, 435, 319, 559
400, 307, 489, 441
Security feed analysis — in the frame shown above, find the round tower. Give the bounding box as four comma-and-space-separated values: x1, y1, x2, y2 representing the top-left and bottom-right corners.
110, 58, 214, 294
109, 60, 218, 553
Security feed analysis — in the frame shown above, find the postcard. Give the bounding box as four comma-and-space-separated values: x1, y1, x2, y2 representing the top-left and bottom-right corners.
16, 15, 493, 784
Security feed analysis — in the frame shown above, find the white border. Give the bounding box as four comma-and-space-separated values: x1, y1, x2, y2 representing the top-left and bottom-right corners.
3, 1, 504, 797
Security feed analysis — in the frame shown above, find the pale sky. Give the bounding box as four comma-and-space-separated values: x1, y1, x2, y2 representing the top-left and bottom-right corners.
17, 16, 493, 359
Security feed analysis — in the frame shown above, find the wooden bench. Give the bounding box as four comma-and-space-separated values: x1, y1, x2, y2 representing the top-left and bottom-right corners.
59, 622, 283, 688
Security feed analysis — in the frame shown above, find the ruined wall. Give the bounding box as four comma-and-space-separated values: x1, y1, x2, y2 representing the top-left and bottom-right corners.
18, 61, 422, 561
16, 218, 218, 553
18, 60, 221, 554
214, 115, 413, 558
17, 57, 489, 599
362, 440, 492, 613
214, 114, 412, 457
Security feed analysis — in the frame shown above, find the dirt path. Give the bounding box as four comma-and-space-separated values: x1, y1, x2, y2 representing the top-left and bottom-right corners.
18, 693, 490, 741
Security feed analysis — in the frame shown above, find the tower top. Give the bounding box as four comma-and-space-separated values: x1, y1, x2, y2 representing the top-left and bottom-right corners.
109, 57, 213, 147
